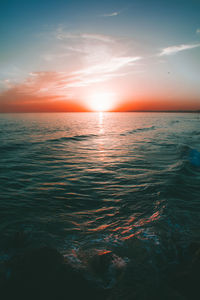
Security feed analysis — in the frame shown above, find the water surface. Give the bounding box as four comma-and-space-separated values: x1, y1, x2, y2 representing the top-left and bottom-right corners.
0, 112, 200, 295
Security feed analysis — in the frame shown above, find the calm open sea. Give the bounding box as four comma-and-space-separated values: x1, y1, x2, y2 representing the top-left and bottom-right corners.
0, 112, 200, 297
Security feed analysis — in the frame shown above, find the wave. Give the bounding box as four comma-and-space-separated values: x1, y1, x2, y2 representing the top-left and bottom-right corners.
0, 142, 30, 153
169, 120, 180, 125
121, 125, 158, 136
47, 134, 99, 143
1, 113, 200, 299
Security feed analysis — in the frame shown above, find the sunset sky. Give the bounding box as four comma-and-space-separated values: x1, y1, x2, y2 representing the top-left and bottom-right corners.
0, 0, 200, 112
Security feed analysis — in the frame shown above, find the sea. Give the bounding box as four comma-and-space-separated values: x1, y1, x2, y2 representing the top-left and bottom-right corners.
0, 112, 200, 299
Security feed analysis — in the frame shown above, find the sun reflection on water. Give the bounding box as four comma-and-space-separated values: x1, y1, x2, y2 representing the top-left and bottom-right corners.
98, 112, 104, 134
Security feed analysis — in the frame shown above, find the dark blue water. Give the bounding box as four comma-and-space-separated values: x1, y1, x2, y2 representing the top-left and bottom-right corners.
0, 112, 200, 297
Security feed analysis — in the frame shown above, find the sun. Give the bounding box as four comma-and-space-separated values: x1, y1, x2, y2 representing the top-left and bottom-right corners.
88, 92, 116, 112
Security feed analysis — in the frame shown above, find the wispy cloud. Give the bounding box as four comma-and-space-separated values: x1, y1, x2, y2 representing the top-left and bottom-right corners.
196, 28, 200, 34
159, 43, 200, 56
0, 55, 141, 100
0, 28, 142, 105
73, 56, 141, 76
69, 56, 141, 87
56, 32, 115, 43
102, 11, 120, 17
50, 29, 141, 80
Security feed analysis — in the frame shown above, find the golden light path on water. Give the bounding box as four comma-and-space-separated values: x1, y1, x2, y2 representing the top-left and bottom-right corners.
66, 112, 163, 243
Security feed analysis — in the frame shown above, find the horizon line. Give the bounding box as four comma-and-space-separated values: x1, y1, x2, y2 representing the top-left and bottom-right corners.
0, 110, 200, 114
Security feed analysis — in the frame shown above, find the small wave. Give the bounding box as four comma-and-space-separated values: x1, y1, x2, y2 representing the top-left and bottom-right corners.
0, 142, 30, 153
169, 120, 180, 125
121, 126, 158, 136
47, 134, 99, 143
190, 130, 200, 136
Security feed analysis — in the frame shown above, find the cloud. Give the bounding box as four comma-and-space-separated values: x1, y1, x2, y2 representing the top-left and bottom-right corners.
40, 29, 140, 83
159, 43, 200, 56
0, 79, 13, 90
50, 31, 117, 63
0, 84, 86, 112
73, 56, 141, 76
10, 72, 67, 97
36, 56, 140, 90
0, 55, 141, 101
102, 11, 120, 17
56, 32, 115, 43
0, 28, 142, 111
68, 56, 141, 87
196, 28, 200, 34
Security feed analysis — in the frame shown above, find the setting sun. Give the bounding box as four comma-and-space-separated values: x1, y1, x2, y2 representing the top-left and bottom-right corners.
88, 92, 116, 112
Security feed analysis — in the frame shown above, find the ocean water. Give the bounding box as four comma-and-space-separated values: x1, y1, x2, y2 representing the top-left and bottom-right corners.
0, 112, 200, 297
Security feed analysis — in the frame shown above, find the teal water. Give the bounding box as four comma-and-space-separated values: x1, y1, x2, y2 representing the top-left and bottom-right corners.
0, 112, 200, 296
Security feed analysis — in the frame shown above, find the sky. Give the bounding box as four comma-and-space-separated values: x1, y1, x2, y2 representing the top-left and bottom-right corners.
0, 0, 200, 112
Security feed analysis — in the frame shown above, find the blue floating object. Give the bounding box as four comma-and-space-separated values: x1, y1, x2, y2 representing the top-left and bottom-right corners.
189, 149, 200, 167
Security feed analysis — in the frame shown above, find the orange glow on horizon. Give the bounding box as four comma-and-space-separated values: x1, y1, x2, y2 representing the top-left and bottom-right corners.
0, 86, 200, 113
